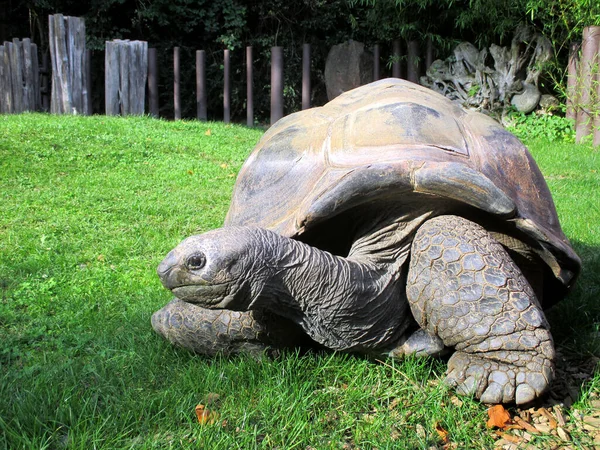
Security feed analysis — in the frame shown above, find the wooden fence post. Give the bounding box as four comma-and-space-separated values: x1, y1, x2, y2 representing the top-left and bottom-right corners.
174, 47, 181, 120
575, 26, 600, 143
196, 50, 207, 121
49, 14, 88, 114
302, 43, 311, 110
425, 37, 434, 71
270, 46, 284, 125
0, 38, 41, 113
246, 46, 253, 126
85, 49, 92, 114
224, 49, 230, 123
148, 47, 159, 117
566, 42, 579, 121
392, 39, 402, 78
373, 44, 380, 81
0, 43, 11, 113
105, 39, 147, 115
407, 40, 420, 84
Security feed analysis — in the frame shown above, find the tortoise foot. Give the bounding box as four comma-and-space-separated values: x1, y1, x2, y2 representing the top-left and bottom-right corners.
446, 344, 554, 404
407, 215, 555, 404
152, 298, 270, 356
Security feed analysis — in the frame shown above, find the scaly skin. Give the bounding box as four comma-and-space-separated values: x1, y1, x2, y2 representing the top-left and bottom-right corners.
406, 215, 554, 404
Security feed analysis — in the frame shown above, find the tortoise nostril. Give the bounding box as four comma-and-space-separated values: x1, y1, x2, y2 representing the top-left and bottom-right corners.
157, 251, 178, 276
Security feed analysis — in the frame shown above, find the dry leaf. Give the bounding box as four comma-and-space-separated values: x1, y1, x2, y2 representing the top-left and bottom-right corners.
435, 422, 450, 443
97, 254, 105, 262
205, 129, 211, 136
195, 404, 219, 425
450, 396, 463, 407
187, 170, 194, 175
220, 163, 228, 169
487, 405, 512, 429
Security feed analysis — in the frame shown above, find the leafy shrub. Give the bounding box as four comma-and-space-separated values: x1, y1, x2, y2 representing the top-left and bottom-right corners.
504, 111, 576, 143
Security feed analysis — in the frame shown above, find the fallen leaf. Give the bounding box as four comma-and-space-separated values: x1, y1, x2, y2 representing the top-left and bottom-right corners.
220, 163, 228, 169
450, 396, 463, 407
195, 404, 219, 425
487, 405, 512, 429
435, 422, 450, 443
187, 170, 194, 175
97, 254, 105, 262
205, 129, 211, 136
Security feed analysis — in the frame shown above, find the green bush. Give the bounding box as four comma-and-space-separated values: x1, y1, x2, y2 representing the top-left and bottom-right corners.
504, 111, 576, 143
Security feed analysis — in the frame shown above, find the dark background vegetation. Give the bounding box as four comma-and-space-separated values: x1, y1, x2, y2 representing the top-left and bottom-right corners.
1, 0, 599, 122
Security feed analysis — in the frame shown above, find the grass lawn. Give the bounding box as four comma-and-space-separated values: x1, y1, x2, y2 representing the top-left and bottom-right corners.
0, 113, 598, 449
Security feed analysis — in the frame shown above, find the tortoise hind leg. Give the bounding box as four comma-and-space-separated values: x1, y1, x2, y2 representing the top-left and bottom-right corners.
406, 215, 554, 404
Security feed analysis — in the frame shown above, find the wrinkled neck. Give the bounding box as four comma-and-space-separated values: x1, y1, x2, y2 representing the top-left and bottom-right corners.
249, 228, 411, 352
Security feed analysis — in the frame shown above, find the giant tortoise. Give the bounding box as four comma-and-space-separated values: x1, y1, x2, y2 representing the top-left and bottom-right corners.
153, 78, 580, 404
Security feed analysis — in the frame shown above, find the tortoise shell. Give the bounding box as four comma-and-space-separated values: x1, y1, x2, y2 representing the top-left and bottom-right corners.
224, 79, 580, 303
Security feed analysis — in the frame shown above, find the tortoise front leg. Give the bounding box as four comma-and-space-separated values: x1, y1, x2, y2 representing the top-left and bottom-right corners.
406, 215, 554, 404
152, 299, 270, 356
152, 299, 309, 356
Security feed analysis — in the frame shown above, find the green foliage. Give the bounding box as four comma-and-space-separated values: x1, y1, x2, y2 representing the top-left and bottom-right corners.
505, 111, 576, 143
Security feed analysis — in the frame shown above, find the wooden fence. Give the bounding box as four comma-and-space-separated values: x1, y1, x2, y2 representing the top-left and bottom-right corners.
1, 14, 600, 146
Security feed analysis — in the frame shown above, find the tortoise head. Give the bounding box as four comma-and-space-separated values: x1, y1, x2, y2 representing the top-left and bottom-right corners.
157, 227, 270, 310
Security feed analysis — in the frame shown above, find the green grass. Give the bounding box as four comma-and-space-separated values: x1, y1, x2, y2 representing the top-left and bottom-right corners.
0, 113, 598, 449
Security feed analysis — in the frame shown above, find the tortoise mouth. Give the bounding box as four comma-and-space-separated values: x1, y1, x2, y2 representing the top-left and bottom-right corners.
172, 282, 234, 307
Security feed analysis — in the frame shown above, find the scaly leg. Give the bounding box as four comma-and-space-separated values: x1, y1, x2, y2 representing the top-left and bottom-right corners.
152, 298, 308, 356
406, 215, 554, 404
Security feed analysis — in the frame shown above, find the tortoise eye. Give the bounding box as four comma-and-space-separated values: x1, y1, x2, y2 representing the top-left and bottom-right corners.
187, 253, 206, 270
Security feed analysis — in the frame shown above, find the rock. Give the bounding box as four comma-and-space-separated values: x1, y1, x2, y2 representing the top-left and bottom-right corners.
324, 40, 373, 100
539, 94, 559, 112
511, 83, 541, 113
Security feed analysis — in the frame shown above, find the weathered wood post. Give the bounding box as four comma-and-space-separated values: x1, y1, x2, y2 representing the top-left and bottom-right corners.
48, 14, 89, 114
174, 47, 181, 120
0, 38, 40, 113
392, 39, 402, 78
105, 39, 148, 115
224, 49, 230, 123
302, 43, 311, 110
407, 40, 420, 84
246, 46, 253, 126
196, 50, 207, 121
575, 26, 600, 143
373, 44, 380, 81
0, 42, 13, 113
148, 47, 159, 117
425, 37, 434, 71
270, 46, 284, 125
85, 49, 92, 114
566, 42, 579, 121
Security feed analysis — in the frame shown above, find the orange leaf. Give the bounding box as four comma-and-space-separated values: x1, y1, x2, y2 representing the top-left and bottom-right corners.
195, 404, 219, 425
435, 422, 450, 443
486, 404, 512, 429
205, 129, 212, 136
